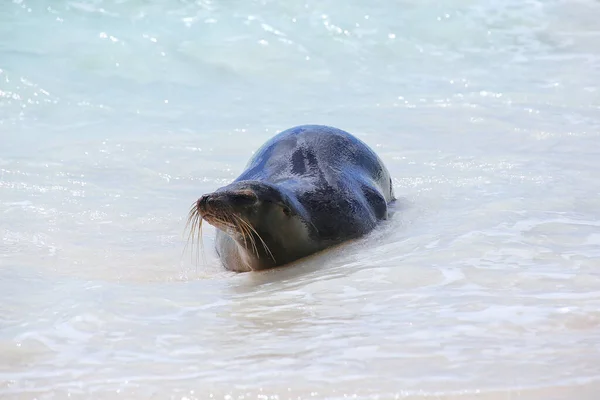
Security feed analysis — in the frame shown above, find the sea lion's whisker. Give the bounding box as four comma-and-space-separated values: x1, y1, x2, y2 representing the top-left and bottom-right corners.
235, 215, 275, 262
254, 228, 276, 263
230, 215, 255, 270
236, 217, 252, 255
213, 216, 236, 229
229, 215, 254, 270
233, 215, 249, 251
182, 202, 207, 268
233, 215, 259, 257
195, 213, 204, 268
183, 207, 196, 251
192, 212, 201, 265
184, 207, 196, 238
242, 217, 260, 257
183, 205, 197, 264
225, 214, 252, 254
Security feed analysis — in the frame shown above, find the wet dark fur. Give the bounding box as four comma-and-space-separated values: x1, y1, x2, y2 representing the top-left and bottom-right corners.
189, 124, 395, 272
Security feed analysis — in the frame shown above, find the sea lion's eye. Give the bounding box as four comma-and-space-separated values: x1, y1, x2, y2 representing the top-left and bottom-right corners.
282, 206, 291, 216
230, 190, 258, 206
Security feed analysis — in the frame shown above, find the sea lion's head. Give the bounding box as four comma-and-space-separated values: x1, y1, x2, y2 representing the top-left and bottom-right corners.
187, 180, 316, 270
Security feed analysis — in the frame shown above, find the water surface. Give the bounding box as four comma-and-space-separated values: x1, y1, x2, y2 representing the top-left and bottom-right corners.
1, 0, 600, 398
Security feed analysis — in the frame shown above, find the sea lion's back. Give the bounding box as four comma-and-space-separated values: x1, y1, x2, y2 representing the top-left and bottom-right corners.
240, 125, 392, 199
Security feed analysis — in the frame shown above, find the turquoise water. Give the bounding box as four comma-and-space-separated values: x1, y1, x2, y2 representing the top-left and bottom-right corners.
1, 0, 600, 399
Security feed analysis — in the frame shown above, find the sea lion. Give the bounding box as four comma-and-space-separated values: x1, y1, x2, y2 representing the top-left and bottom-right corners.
187, 124, 395, 272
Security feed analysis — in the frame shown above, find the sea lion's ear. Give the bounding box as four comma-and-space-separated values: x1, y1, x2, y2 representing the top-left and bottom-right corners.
229, 189, 258, 206
282, 205, 292, 216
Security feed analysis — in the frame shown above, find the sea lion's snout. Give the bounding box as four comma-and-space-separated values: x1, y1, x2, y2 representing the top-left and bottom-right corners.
197, 190, 258, 216
197, 194, 211, 215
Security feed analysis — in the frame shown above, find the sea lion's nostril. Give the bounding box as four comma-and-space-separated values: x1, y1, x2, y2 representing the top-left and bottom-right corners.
198, 195, 210, 211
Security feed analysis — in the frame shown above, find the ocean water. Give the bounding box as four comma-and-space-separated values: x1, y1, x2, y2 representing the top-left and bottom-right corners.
1, 0, 600, 398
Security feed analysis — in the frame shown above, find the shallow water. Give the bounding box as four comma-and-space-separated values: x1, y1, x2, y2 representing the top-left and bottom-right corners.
2, 0, 600, 398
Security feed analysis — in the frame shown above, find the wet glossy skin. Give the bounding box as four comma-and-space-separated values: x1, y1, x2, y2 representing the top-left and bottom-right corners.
199, 125, 395, 272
